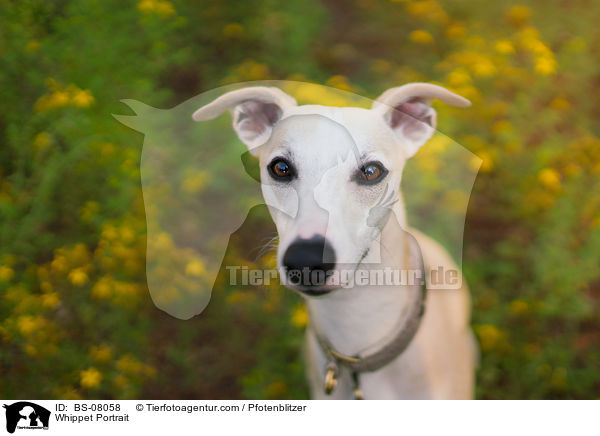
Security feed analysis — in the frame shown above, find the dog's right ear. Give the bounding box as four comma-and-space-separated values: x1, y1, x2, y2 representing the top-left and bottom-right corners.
372, 83, 470, 158
192, 87, 297, 154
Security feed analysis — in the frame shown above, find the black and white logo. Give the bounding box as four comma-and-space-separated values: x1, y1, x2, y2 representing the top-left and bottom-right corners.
2, 402, 50, 434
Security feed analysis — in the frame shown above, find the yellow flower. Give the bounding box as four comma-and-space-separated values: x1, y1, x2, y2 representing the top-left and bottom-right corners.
535, 56, 557, 75
472, 58, 497, 77
34, 80, 95, 111
445, 23, 466, 40
33, 132, 51, 152
69, 243, 90, 265
234, 60, 270, 81
101, 142, 117, 157
41, 292, 60, 308
17, 315, 43, 336
447, 68, 471, 87
326, 75, 353, 91
116, 355, 151, 376
51, 91, 70, 107
40, 281, 53, 293
153, 286, 180, 308
492, 120, 513, 135
506, 5, 532, 26
101, 224, 119, 241
152, 232, 174, 252
415, 146, 441, 172
138, 0, 174, 16
550, 97, 570, 111
92, 278, 113, 299
471, 151, 494, 173
226, 290, 255, 305
80, 201, 99, 222
494, 39, 515, 55
504, 140, 523, 155
0, 265, 14, 282
406, 0, 448, 23
37, 265, 50, 280
71, 89, 95, 108
80, 367, 102, 389
154, 1, 175, 16
538, 168, 561, 189
519, 28, 544, 51
427, 134, 451, 153
443, 190, 469, 214
290, 305, 308, 328
113, 281, 140, 299
68, 268, 89, 286
370, 59, 393, 75
185, 259, 206, 277
223, 23, 244, 38
509, 299, 529, 315
120, 226, 136, 244
286, 82, 357, 107
137, 0, 155, 13
90, 344, 113, 363
181, 171, 209, 194
51, 255, 69, 273
34, 90, 68, 112
409, 30, 434, 45
475, 324, 502, 351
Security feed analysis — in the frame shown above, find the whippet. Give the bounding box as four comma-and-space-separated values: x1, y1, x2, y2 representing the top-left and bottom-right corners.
192, 83, 477, 399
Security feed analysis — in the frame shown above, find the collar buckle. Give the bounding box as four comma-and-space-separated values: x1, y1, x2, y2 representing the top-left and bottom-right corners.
324, 362, 338, 395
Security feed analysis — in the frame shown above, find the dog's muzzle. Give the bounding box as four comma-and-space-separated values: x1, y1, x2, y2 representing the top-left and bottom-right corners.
282, 236, 336, 293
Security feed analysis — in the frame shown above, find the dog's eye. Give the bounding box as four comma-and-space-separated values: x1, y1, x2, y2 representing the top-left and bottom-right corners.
357, 162, 387, 185
268, 158, 295, 181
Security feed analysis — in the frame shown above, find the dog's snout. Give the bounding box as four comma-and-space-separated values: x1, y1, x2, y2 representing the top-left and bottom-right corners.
283, 236, 336, 287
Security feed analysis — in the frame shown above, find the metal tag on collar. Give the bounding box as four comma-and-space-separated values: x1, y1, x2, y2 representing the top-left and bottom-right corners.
324, 362, 338, 395
352, 371, 364, 399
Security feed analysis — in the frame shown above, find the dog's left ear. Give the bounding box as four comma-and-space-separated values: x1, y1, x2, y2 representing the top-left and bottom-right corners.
372, 83, 471, 158
192, 86, 297, 154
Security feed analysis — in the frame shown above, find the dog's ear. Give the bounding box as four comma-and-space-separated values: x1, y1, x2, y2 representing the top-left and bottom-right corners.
372, 83, 470, 158
192, 87, 297, 153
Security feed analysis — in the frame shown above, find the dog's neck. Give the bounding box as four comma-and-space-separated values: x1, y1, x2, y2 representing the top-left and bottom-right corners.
306, 198, 422, 356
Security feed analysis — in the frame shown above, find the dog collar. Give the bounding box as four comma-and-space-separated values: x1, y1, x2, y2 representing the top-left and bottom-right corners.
309, 233, 427, 399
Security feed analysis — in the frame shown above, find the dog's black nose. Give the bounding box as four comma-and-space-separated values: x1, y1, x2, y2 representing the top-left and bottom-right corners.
283, 236, 336, 287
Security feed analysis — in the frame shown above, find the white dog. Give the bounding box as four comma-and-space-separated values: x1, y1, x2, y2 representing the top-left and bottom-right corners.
192, 83, 477, 399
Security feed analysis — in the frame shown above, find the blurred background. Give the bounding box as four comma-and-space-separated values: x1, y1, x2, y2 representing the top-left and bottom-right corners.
1, 0, 599, 400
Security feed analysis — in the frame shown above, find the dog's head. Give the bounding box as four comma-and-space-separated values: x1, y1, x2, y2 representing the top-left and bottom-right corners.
193, 83, 469, 296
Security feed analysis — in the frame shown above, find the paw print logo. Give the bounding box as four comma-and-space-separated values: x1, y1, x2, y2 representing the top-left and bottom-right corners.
287, 269, 302, 285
